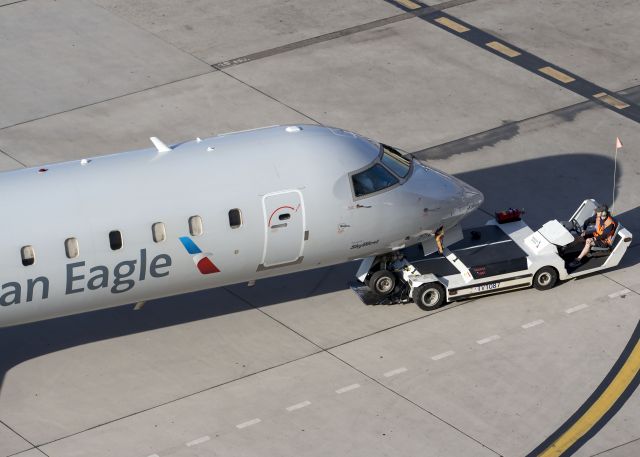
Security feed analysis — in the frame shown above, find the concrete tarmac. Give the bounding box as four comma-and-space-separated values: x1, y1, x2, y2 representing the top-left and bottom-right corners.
0, 0, 638, 456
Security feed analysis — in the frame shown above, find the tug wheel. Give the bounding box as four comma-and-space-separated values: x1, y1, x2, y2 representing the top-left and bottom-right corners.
533, 266, 558, 291
369, 270, 396, 296
412, 282, 446, 311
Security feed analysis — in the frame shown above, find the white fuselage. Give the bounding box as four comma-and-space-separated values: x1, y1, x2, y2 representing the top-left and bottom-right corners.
0, 125, 483, 327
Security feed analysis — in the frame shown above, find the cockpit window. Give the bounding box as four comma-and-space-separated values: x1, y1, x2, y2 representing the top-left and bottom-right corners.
381, 145, 411, 178
352, 164, 399, 197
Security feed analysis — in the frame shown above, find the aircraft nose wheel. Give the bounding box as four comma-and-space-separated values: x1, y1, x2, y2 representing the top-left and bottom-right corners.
369, 270, 397, 296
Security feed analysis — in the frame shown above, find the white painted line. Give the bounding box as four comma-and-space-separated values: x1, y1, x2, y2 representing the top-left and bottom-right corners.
477, 335, 501, 345
608, 289, 631, 299
336, 383, 360, 394
186, 436, 210, 447
147, 455, 160, 457
236, 418, 261, 429
565, 303, 588, 314
384, 367, 408, 378
286, 400, 311, 412
431, 350, 455, 361
522, 319, 545, 329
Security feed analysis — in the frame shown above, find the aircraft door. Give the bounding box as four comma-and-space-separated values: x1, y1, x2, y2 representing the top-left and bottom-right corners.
260, 190, 306, 269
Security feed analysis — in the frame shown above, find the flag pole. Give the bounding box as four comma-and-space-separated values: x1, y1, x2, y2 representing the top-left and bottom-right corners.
612, 137, 623, 213
612, 145, 617, 213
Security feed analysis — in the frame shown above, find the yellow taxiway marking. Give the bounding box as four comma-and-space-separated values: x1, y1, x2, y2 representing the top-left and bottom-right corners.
537, 338, 640, 457
594, 92, 630, 109
395, 0, 421, 9
538, 66, 575, 83
486, 41, 521, 58
435, 17, 470, 33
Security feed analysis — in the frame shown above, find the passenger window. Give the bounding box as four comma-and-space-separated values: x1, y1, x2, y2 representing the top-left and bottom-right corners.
109, 230, 123, 251
381, 145, 411, 178
189, 215, 203, 236
228, 209, 242, 229
352, 164, 399, 197
65, 237, 80, 259
152, 222, 166, 243
21, 245, 35, 266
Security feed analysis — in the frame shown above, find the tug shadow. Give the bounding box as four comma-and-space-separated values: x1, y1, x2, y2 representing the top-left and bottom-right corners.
0, 153, 638, 396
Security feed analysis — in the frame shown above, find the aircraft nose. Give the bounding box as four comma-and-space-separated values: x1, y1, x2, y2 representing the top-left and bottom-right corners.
415, 160, 484, 218
449, 174, 484, 215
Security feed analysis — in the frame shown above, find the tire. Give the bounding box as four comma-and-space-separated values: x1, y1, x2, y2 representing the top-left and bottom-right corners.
533, 266, 558, 291
369, 270, 396, 296
412, 282, 446, 311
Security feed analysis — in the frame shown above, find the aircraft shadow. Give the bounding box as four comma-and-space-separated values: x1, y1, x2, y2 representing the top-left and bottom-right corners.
0, 153, 637, 395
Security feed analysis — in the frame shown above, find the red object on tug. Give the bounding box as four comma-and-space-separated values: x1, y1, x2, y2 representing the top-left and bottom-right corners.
495, 208, 524, 224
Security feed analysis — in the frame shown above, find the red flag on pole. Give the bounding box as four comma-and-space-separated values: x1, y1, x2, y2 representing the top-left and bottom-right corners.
616, 137, 623, 149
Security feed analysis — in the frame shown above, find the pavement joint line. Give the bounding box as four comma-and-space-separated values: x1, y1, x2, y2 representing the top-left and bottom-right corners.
218, 70, 322, 124
286, 400, 311, 411
431, 350, 455, 360
522, 319, 545, 329
0, 146, 27, 168
476, 334, 500, 345
186, 435, 210, 446
565, 303, 589, 314
336, 383, 361, 394
0, 0, 28, 8
608, 289, 632, 299
236, 418, 261, 429
0, 69, 215, 133
594, 92, 630, 109
383, 366, 408, 377
213, 0, 479, 69
590, 437, 640, 456
91, 1, 215, 70
539, 66, 575, 83
414, 83, 640, 160
485, 41, 520, 58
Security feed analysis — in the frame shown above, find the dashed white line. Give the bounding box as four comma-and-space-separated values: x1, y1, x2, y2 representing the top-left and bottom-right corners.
147, 455, 160, 457
286, 400, 311, 412
384, 367, 408, 378
477, 335, 501, 345
336, 383, 360, 394
608, 289, 631, 299
236, 418, 261, 429
431, 350, 455, 361
522, 319, 545, 329
565, 303, 588, 314
186, 436, 210, 447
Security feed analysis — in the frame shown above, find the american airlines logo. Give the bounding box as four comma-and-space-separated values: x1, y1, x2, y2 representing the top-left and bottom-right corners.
178, 237, 220, 275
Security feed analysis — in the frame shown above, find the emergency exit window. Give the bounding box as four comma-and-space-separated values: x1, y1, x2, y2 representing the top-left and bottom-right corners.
189, 215, 203, 236
65, 237, 80, 259
21, 245, 35, 266
228, 209, 242, 229
109, 230, 123, 251
152, 222, 166, 243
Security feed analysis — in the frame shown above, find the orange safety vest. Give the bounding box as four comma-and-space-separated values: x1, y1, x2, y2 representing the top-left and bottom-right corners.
595, 215, 617, 245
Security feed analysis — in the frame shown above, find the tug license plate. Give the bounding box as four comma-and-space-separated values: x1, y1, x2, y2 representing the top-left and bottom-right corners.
471, 282, 500, 293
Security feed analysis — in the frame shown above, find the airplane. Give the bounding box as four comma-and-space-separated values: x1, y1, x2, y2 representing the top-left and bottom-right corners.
0, 124, 483, 328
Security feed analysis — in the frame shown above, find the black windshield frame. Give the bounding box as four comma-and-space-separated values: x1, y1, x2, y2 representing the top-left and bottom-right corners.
348, 143, 415, 200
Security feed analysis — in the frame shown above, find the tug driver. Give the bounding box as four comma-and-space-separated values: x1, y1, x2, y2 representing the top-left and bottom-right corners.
569, 205, 617, 268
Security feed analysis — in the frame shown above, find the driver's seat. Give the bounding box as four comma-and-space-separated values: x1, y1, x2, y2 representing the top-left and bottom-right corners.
589, 221, 621, 258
